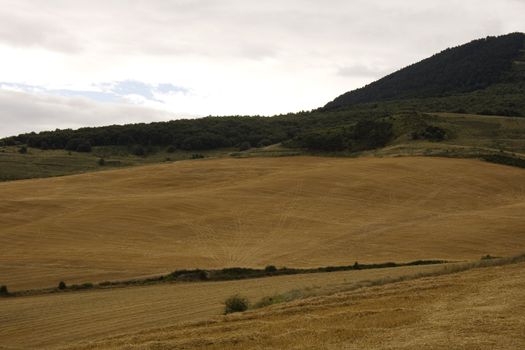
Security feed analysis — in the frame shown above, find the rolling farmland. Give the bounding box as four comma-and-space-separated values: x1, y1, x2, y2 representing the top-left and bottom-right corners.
1, 156, 525, 291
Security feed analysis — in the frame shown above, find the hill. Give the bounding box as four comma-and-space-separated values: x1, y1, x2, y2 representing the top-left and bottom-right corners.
325, 32, 525, 108
2, 33, 525, 166
1, 156, 525, 291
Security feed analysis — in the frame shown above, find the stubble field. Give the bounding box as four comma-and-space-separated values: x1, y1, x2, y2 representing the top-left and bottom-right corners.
1, 156, 525, 291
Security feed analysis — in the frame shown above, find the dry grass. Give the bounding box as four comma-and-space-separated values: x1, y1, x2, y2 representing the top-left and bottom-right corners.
63, 261, 525, 350
1, 156, 525, 290
0, 264, 445, 349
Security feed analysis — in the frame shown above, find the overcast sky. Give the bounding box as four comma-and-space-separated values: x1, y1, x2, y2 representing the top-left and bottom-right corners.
1, 0, 524, 137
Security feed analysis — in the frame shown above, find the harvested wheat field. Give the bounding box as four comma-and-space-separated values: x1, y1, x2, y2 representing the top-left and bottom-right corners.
64, 261, 525, 350
0, 264, 445, 349
1, 156, 525, 290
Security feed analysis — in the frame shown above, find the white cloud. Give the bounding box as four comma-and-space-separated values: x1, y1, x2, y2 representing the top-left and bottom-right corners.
0, 89, 185, 138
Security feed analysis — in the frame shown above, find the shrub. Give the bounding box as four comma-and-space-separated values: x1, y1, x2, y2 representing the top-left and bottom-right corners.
166, 145, 176, 153
238, 141, 251, 151
170, 269, 209, 281
299, 130, 347, 151
132, 145, 146, 156
257, 139, 272, 148
65, 138, 91, 152
421, 126, 446, 141
70, 282, 94, 290
0, 285, 8, 296
264, 265, 277, 273
18, 146, 28, 154
58, 281, 66, 290
224, 294, 249, 314
191, 154, 205, 159
98, 158, 106, 166
76, 141, 92, 152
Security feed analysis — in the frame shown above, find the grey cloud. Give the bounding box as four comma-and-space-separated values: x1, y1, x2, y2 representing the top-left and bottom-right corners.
1, 1, 523, 62
0, 9, 81, 53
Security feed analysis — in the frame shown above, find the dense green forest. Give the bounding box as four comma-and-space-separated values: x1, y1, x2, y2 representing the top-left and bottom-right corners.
2, 33, 524, 154
325, 32, 525, 109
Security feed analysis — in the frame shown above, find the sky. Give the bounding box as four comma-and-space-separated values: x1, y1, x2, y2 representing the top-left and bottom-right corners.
0, 0, 524, 137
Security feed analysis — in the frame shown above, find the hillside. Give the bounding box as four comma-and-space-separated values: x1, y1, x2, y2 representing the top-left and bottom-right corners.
1, 156, 525, 291
325, 32, 525, 109
63, 260, 525, 350
0, 264, 445, 349
2, 33, 525, 165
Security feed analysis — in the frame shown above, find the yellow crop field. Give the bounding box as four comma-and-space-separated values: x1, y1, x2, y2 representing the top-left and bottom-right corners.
67, 261, 525, 350
1, 156, 525, 291
0, 264, 445, 349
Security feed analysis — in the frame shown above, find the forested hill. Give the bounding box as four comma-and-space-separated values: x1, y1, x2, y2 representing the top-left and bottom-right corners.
3, 33, 525, 154
324, 33, 525, 109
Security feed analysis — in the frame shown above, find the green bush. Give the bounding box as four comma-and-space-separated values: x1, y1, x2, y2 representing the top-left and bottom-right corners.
98, 158, 106, 166
58, 281, 66, 290
264, 265, 277, 273
224, 294, 249, 314
238, 141, 251, 151
76, 141, 92, 152
257, 139, 272, 147
0, 285, 8, 296
18, 146, 28, 154
132, 145, 146, 156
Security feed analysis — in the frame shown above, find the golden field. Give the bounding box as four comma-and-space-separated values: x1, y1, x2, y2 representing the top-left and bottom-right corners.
65, 261, 525, 350
0, 264, 446, 349
1, 156, 525, 290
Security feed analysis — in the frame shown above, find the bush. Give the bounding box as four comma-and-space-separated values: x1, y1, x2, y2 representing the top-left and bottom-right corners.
132, 145, 146, 156
18, 146, 28, 154
58, 281, 66, 290
98, 158, 106, 166
239, 141, 251, 151
264, 265, 277, 273
76, 141, 92, 152
191, 154, 205, 159
352, 120, 393, 150
257, 139, 273, 148
0, 285, 8, 296
166, 145, 176, 153
421, 126, 446, 141
299, 130, 347, 151
224, 294, 249, 314
65, 138, 91, 152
